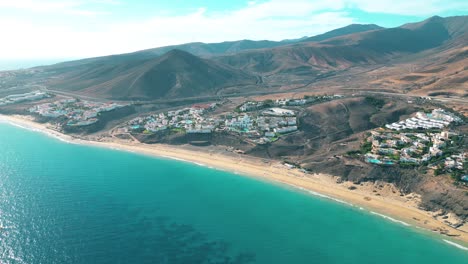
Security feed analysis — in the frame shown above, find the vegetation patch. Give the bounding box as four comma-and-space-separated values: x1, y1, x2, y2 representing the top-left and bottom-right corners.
365, 96, 386, 109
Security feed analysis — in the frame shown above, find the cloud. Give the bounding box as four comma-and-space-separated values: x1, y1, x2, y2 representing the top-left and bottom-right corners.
0, 0, 112, 16
0, 0, 355, 59
347, 0, 468, 16
0, 0, 465, 59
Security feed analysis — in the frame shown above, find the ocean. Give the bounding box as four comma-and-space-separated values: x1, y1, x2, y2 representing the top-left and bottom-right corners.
0, 122, 467, 264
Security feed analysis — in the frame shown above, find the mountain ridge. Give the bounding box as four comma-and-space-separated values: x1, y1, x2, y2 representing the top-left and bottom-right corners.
301, 24, 384, 42
37, 15, 468, 100
46, 22, 386, 70
48, 49, 259, 100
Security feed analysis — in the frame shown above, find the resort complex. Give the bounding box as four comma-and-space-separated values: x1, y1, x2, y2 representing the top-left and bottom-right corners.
385, 109, 462, 131
127, 103, 218, 134
363, 109, 466, 177
238, 95, 343, 112
124, 102, 300, 144
0, 90, 49, 106
29, 99, 126, 127
119, 95, 337, 145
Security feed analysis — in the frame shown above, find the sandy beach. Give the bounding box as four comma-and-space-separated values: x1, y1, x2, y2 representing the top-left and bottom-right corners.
1, 114, 467, 248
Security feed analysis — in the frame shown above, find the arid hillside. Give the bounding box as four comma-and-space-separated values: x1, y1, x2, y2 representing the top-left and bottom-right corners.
47, 50, 259, 100
1, 16, 465, 103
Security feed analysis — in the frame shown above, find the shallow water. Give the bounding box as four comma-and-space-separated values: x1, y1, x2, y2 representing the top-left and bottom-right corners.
0, 123, 467, 263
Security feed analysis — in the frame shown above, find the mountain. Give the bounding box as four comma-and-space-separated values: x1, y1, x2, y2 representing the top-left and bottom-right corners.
320, 16, 468, 97
135, 39, 293, 58
215, 43, 384, 75
46, 24, 385, 70
49, 39, 301, 70
301, 24, 384, 42
41, 23, 386, 74
47, 49, 259, 100
37, 15, 467, 100
401, 15, 467, 38
322, 16, 466, 52
217, 16, 467, 74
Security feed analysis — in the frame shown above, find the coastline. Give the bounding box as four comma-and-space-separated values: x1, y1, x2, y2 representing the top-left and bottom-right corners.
1, 114, 468, 248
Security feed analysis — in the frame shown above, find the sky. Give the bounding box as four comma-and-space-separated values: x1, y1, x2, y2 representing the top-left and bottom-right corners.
0, 0, 467, 62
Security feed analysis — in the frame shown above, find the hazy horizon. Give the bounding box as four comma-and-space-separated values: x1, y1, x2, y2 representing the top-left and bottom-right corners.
0, 59, 74, 71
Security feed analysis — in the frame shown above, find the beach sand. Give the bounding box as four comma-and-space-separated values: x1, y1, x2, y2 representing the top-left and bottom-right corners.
1, 114, 467, 247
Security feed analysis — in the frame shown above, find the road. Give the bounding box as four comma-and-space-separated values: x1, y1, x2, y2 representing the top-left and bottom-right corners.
44, 86, 467, 108
360, 91, 467, 104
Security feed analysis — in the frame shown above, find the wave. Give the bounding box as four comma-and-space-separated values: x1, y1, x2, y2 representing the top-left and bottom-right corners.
0, 119, 76, 145
159, 155, 215, 170
443, 239, 468, 251
290, 185, 355, 207
1, 120, 220, 173
370, 211, 411, 226
193, 162, 207, 167
159, 155, 186, 162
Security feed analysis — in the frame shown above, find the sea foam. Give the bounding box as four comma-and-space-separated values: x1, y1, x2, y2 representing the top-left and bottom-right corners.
290, 184, 355, 207
370, 211, 411, 226
443, 239, 468, 251
0, 119, 76, 145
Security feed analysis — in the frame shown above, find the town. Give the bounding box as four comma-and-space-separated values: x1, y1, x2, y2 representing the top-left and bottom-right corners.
29, 98, 126, 127
127, 103, 219, 133
237, 94, 343, 112
1, 89, 465, 181
123, 101, 301, 145
0, 90, 49, 106
362, 108, 466, 180
385, 108, 462, 130
120, 95, 345, 145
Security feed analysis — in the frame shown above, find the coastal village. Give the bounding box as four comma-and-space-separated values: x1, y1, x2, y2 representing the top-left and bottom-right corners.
1, 90, 466, 183
122, 95, 343, 145
126, 103, 219, 134
362, 108, 466, 180
124, 101, 298, 145
0, 90, 49, 106
28, 98, 126, 127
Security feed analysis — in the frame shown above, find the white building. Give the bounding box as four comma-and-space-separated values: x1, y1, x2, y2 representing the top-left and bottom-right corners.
274, 126, 298, 134
262, 108, 295, 117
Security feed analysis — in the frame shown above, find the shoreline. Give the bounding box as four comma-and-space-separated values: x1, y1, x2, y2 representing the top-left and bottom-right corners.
1, 114, 468, 248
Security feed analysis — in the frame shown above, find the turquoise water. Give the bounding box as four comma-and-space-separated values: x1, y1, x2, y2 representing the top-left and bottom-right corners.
367, 158, 381, 164
0, 123, 467, 264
